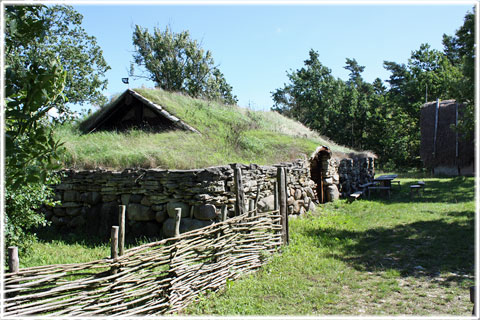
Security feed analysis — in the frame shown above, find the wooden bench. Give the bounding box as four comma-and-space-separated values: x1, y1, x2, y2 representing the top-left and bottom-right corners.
410, 184, 422, 198
348, 191, 363, 202
368, 186, 391, 199
359, 182, 374, 194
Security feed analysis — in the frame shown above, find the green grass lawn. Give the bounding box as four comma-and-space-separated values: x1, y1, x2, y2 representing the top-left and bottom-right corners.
185, 175, 475, 316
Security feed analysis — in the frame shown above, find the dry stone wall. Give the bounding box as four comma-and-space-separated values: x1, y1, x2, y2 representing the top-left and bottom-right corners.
45, 160, 316, 239
321, 156, 375, 200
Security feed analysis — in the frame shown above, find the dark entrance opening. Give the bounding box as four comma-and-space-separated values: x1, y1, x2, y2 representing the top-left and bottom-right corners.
309, 146, 331, 204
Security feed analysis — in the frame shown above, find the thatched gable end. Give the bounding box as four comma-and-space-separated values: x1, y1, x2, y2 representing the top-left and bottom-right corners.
420, 100, 474, 172
80, 89, 200, 134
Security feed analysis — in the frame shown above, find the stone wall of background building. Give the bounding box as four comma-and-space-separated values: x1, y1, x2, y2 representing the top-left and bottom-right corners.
45, 160, 316, 240
45, 156, 374, 240
321, 157, 375, 200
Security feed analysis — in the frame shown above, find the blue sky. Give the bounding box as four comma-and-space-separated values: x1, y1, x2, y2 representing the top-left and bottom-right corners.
72, 3, 473, 111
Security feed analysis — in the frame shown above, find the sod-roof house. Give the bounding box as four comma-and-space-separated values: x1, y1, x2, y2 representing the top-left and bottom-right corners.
420, 99, 474, 176
80, 89, 200, 134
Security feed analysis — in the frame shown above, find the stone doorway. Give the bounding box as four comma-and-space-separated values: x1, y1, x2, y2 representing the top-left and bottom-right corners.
309, 146, 331, 204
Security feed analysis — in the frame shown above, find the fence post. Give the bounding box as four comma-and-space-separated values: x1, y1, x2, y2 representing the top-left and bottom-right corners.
8, 246, 19, 273
111, 226, 119, 275
221, 204, 228, 221
174, 208, 182, 237
248, 199, 255, 215
7, 246, 19, 298
277, 167, 288, 245
274, 181, 278, 211
234, 165, 245, 216
254, 183, 261, 215
283, 168, 290, 244
118, 205, 126, 256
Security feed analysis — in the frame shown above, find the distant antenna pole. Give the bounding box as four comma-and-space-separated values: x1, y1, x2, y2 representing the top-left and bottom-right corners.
433, 98, 439, 158
455, 101, 459, 159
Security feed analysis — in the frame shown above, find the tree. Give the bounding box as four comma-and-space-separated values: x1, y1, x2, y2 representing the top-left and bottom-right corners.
131, 25, 237, 105
4, 5, 98, 251
442, 8, 475, 139
6, 5, 110, 118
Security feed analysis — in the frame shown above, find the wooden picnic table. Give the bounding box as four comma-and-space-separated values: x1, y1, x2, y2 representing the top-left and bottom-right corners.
373, 174, 398, 188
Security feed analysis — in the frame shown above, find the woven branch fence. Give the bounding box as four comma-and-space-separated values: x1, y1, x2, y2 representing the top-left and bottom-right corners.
3, 167, 290, 316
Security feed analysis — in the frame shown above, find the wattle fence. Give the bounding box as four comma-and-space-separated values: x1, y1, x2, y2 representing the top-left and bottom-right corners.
3, 167, 290, 316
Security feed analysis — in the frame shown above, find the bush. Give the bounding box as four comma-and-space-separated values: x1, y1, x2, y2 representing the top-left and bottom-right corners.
4, 174, 60, 254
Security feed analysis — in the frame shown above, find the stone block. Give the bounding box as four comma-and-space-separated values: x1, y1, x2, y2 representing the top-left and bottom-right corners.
61, 202, 81, 208
141, 196, 152, 206
63, 191, 79, 202
121, 194, 131, 205
193, 204, 217, 220
326, 184, 340, 202
294, 189, 302, 200
69, 215, 86, 228
162, 218, 214, 238
155, 211, 168, 223
127, 204, 155, 222
86, 192, 101, 205
51, 216, 67, 226
257, 195, 275, 213
66, 207, 82, 217
167, 201, 190, 218
130, 194, 143, 203
287, 196, 295, 206
53, 207, 66, 217
305, 187, 315, 199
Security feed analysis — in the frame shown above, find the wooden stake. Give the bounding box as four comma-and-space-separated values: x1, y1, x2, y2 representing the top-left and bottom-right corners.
221, 205, 228, 221
118, 205, 126, 256
234, 165, 245, 217
8, 246, 19, 273
283, 167, 290, 244
274, 181, 278, 211
254, 183, 261, 215
111, 226, 119, 260
277, 167, 288, 245
111, 226, 119, 275
248, 199, 255, 215
174, 208, 182, 237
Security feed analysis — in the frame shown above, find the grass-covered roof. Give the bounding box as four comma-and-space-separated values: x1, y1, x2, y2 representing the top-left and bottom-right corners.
57, 88, 361, 170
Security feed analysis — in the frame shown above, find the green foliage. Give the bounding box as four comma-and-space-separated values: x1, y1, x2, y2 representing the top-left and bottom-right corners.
6, 5, 109, 115
442, 8, 475, 139
272, 9, 473, 170
4, 178, 60, 253
132, 25, 237, 105
4, 5, 107, 252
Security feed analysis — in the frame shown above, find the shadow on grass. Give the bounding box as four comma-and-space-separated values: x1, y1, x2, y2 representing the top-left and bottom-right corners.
307, 216, 474, 284
368, 176, 474, 204
35, 225, 160, 249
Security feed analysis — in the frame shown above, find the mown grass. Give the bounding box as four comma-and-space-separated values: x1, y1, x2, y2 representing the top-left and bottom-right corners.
185, 176, 475, 316
57, 88, 355, 170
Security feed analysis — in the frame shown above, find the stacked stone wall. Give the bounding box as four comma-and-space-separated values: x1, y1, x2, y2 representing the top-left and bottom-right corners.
45, 160, 316, 239
320, 156, 375, 200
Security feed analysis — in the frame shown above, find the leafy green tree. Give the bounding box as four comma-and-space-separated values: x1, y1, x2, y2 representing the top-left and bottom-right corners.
4, 6, 92, 251
442, 8, 475, 139
132, 25, 237, 105
272, 49, 346, 139
6, 5, 110, 118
